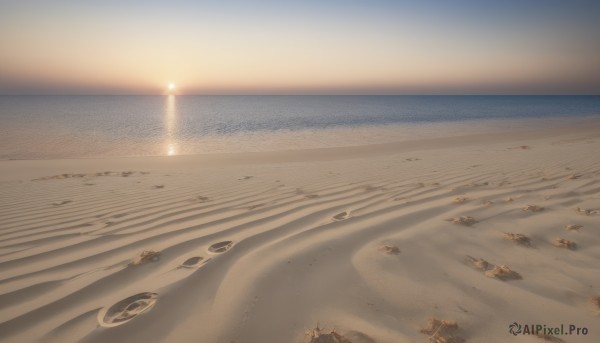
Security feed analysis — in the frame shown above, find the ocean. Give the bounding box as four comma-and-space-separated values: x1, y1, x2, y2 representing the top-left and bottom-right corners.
1, 95, 599, 159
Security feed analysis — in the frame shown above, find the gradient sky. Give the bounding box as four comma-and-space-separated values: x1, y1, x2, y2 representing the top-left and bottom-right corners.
1, 0, 599, 95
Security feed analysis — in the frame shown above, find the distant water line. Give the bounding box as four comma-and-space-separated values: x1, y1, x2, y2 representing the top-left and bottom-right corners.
0, 95, 599, 159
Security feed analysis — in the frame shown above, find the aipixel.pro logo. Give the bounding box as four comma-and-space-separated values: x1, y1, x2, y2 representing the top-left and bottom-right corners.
508, 322, 589, 337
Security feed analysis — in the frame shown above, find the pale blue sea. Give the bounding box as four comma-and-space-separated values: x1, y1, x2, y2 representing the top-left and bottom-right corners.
1, 95, 599, 159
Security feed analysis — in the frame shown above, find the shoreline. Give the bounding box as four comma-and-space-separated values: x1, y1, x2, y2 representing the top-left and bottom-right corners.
2, 120, 600, 180
2, 113, 600, 162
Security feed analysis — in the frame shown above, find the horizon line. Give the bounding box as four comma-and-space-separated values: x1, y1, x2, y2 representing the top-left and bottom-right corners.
1, 93, 599, 97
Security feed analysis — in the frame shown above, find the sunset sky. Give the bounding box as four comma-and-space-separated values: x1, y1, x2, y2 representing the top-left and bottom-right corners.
1, 0, 599, 95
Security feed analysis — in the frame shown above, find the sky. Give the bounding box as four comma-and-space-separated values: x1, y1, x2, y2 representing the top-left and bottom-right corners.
1, 0, 599, 95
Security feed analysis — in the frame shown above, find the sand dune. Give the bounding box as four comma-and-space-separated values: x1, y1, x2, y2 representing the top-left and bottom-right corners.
1, 125, 599, 342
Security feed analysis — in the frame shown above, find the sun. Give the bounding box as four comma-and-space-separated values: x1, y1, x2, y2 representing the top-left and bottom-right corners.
168, 83, 176, 91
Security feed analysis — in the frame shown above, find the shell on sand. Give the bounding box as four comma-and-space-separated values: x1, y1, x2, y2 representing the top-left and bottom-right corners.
420, 318, 465, 343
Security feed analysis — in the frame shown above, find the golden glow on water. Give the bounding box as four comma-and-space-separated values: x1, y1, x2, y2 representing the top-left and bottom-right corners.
167, 143, 176, 156
164, 95, 178, 156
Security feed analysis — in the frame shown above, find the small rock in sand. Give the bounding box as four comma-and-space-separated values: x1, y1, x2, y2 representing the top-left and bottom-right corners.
452, 196, 468, 204
378, 244, 400, 255
129, 250, 161, 265
419, 317, 465, 343
552, 238, 576, 250
484, 265, 522, 280
503, 232, 532, 247
447, 216, 477, 226
565, 224, 582, 232
522, 205, 544, 212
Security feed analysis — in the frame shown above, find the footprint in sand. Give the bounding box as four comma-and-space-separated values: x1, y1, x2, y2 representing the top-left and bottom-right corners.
576, 207, 599, 215
363, 185, 380, 192
537, 333, 566, 343
238, 176, 253, 180
333, 211, 351, 221
153, 185, 164, 189
508, 145, 531, 150
98, 292, 158, 327
208, 241, 234, 253
179, 256, 208, 269
497, 180, 511, 187
247, 203, 265, 210
378, 244, 400, 255
52, 200, 72, 206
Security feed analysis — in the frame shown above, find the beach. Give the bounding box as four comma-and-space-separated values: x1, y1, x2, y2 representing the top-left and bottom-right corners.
3, 0, 600, 340
1, 122, 599, 342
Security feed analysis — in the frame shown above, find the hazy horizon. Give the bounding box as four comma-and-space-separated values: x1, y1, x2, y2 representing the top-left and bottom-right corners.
1, 0, 600, 95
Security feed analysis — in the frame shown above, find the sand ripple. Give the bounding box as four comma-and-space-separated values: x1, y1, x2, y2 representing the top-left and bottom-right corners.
1, 129, 599, 342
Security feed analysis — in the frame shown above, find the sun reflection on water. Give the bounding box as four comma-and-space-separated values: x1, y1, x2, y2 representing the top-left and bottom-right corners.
165, 95, 178, 156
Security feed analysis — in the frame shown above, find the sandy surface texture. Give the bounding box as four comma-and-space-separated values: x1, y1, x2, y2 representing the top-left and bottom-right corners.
1, 124, 599, 342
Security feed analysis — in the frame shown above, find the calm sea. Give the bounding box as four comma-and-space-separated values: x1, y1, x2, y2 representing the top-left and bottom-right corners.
1, 95, 599, 159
